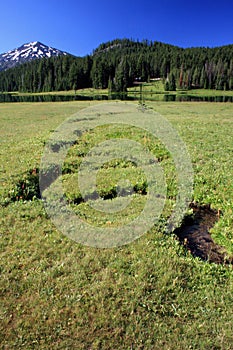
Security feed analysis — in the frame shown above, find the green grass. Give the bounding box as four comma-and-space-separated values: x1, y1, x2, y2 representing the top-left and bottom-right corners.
129, 80, 233, 96
0, 101, 233, 349
6, 80, 233, 99
185, 88, 233, 96
7, 88, 109, 97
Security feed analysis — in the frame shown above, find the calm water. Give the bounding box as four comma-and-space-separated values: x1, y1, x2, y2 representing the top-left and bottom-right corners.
0, 93, 232, 103
163, 94, 233, 102
0, 94, 110, 103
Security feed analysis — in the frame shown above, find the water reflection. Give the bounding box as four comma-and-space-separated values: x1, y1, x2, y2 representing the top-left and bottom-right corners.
0, 94, 107, 103
163, 94, 233, 102
0, 93, 232, 103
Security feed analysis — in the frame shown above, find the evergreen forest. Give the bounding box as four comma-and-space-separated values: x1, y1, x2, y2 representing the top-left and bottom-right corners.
0, 39, 233, 93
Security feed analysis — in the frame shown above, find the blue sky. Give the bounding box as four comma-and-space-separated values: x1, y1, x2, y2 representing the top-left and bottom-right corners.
1, 0, 233, 56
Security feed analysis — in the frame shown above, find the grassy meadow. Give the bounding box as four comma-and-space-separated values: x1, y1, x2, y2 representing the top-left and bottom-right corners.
6, 80, 233, 100
0, 100, 233, 349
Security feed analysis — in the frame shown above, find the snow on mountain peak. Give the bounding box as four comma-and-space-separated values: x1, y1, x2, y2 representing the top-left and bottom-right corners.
0, 41, 69, 71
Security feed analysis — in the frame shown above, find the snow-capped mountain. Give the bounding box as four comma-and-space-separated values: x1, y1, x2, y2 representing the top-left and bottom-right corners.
0, 41, 69, 71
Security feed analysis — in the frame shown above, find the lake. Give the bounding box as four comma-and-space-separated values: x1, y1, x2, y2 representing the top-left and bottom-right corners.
0, 93, 232, 103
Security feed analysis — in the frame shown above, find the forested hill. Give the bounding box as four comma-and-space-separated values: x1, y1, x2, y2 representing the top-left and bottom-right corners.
0, 38, 232, 92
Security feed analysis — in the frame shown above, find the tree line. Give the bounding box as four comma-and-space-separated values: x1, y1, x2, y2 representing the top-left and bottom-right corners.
0, 39, 232, 92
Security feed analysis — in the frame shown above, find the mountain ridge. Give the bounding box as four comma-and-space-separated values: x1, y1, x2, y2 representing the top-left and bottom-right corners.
0, 41, 70, 71
0, 38, 232, 92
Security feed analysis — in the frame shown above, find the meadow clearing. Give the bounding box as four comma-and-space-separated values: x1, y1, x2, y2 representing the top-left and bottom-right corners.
0, 100, 233, 349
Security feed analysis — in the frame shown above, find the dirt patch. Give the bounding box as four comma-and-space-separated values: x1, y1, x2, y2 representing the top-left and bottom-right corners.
174, 202, 233, 265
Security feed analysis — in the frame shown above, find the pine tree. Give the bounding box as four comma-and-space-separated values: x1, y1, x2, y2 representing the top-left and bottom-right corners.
164, 73, 176, 91
169, 73, 176, 91
164, 80, 169, 91
200, 67, 208, 88
192, 67, 200, 87
108, 76, 113, 97
179, 65, 183, 88
114, 58, 128, 92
